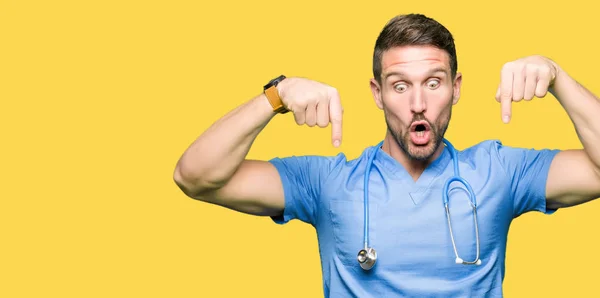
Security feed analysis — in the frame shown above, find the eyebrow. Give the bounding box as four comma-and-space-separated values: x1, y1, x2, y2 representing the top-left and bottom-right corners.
384, 67, 449, 80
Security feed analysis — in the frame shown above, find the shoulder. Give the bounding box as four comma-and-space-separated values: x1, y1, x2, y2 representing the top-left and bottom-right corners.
459, 139, 504, 155
454, 139, 514, 174
456, 139, 559, 172
268, 145, 378, 178
268, 151, 349, 171
457, 138, 535, 160
456, 139, 505, 163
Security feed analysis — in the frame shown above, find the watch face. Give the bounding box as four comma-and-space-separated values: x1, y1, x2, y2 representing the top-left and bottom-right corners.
264, 75, 286, 89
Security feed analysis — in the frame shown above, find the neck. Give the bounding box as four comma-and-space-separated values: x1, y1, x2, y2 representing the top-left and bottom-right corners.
381, 132, 445, 181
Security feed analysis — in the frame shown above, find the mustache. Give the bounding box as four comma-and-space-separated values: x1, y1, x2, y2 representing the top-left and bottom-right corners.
408, 114, 435, 130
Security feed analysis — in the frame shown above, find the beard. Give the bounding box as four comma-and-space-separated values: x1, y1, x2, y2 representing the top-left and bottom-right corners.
384, 109, 451, 161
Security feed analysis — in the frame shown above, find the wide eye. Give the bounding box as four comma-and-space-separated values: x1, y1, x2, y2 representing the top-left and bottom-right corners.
427, 79, 440, 89
394, 83, 407, 93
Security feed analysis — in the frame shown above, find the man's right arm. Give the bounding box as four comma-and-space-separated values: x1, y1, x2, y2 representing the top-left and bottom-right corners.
172, 77, 343, 217
173, 92, 285, 216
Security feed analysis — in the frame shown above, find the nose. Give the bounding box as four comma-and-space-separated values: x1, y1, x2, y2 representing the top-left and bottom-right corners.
410, 88, 427, 114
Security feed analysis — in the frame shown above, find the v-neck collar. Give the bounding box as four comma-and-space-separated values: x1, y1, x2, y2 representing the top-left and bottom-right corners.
371, 141, 452, 199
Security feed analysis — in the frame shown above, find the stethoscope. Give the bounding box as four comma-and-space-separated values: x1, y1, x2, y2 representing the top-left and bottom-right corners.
357, 138, 482, 270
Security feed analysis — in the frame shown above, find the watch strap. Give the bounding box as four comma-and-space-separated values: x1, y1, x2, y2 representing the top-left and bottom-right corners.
263, 75, 289, 114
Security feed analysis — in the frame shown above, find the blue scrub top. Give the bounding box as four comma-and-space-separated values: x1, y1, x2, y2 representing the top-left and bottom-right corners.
268, 139, 560, 297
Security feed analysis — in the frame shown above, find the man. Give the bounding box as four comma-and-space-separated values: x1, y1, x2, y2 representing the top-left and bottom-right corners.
173, 13, 600, 297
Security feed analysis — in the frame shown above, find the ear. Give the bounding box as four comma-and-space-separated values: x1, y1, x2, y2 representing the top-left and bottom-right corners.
452, 72, 462, 105
370, 78, 384, 110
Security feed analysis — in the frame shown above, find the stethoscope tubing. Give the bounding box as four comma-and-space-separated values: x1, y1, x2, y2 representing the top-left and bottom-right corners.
360, 138, 481, 269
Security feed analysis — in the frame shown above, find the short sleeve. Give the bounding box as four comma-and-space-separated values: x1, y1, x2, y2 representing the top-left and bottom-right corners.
268, 153, 345, 227
493, 141, 560, 218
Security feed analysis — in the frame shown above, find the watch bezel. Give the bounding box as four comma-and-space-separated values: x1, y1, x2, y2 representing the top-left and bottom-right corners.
264, 75, 286, 90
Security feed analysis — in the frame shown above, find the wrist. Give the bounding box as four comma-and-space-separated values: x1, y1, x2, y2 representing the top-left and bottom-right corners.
548, 62, 566, 98
256, 94, 279, 117
263, 75, 290, 114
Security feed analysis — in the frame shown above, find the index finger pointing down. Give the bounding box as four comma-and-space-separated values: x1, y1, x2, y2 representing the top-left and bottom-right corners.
329, 91, 343, 147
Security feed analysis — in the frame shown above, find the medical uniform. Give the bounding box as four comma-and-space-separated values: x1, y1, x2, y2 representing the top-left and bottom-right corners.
268, 139, 559, 297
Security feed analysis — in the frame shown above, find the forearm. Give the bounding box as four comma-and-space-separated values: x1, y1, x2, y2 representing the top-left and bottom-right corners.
551, 65, 600, 171
174, 93, 276, 194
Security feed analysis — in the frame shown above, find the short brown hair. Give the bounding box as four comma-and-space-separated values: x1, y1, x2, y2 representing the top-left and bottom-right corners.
372, 14, 457, 83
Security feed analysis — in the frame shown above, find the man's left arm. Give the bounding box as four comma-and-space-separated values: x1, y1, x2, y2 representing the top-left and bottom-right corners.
496, 55, 600, 209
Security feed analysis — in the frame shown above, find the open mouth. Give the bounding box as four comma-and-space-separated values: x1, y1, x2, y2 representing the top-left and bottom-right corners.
410, 121, 431, 137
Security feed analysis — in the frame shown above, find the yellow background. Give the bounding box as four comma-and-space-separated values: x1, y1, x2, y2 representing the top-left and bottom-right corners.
2, 0, 599, 297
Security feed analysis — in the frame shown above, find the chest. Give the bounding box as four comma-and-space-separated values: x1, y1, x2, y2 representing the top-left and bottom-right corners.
320, 167, 514, 276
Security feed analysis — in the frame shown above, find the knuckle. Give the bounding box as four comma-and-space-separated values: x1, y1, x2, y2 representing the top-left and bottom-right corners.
327, 87, 340, 101
539, 66, 551, 77
501, 89, 512, 97
501, 61, 514, 72
287, 102, 298, 112
525, 63, 538, 76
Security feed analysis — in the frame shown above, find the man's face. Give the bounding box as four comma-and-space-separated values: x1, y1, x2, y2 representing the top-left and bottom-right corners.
370, 45, 462, 161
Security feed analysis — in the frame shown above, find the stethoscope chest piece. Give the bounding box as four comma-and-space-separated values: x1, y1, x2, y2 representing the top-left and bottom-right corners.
357, 247, 377, 270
